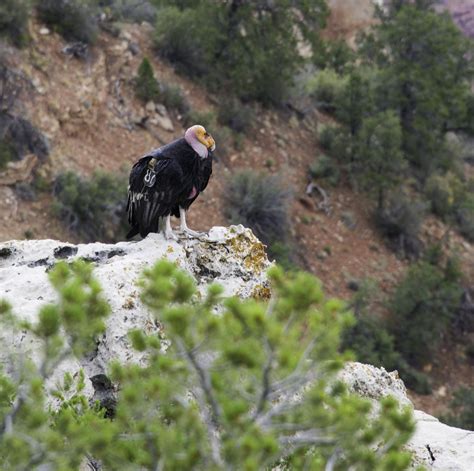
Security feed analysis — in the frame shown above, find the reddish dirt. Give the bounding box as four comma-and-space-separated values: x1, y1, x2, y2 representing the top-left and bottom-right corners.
1, 18, 473, 417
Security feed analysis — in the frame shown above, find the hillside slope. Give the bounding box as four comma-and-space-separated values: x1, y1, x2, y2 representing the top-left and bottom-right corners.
0, 16, 473, 417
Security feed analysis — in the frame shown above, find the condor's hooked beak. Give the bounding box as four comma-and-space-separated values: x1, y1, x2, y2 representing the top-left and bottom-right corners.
208, 137, 216, 151
205, 134, 216, 151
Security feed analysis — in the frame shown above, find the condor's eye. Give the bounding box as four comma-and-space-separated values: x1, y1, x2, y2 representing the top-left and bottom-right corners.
204, 132, 209, 138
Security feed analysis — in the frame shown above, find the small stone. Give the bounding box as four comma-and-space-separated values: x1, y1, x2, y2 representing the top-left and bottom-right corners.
39, 27, 50, 35
145, 101, 155, 114
151, 114, 174, 132
155, 103, 167, 116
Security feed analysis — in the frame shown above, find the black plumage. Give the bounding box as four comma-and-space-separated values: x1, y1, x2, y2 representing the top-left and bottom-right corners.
126, 137, 213, 239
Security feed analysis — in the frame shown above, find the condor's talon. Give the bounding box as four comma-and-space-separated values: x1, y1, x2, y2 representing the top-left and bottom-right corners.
180, 228, 203, 238
163, 215, 178, 241
164, 229, 178, 241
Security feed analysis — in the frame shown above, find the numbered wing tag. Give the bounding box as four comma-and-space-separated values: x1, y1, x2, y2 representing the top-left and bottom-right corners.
144, 168, 156, 187
143, 157, 158, 187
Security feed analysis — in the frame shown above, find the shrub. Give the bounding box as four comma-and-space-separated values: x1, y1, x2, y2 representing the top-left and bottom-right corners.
217, 97, 254, 134
159, 83, 190, 115
134, 57, 160, 103
355, 110, 405, 210
309, 154, 340, 186
374, 194, 426, 259
456, 192, 474, 242
223, 171, 292, 247
208, 125, 232, 159
342, 281, 432, 394
1, 116, 49, 161
0, 0, 30, 47
0, 260, 415, 469
425, 172, 465, 219
306, 69, 347, 113
36, 0, 99, 44
0, 138, 14, 170
154, 6, 209, 78
107, 0, 156, 23
441, 387, 474, 430
389, 257, 463, 367
318, 124, 337, 152
314, 39, 355, 74
52, 171, 127, 242
184, 109, 216, 129
155, 1, 329, 105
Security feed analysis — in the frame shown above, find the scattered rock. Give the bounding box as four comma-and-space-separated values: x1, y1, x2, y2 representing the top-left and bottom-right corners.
150, 114, 174, 132
54, 245, 79, 259
145, 101, 156, 114
0, 247, 14, 258
39, 27, 50, 35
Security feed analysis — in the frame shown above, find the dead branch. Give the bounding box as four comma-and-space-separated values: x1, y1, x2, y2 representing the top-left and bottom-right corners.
306, 182, 331, 215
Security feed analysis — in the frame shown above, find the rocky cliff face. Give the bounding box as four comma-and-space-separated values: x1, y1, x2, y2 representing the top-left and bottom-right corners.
0, 226, 473, 470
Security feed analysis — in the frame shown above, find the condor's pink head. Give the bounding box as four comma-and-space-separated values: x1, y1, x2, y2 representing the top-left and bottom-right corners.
184, 125, 216, 158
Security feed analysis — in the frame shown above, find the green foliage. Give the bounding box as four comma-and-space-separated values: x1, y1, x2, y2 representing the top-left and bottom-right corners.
318, 124, 337, 152
425, 172, 465, 219
106, 0, 157, 23
455, 191, 474, 242
0, 0, 30, 47
374, 194, 426, 259
154, 0, 330, 104
314, 39, 355, 74
389, 256, 463, 367
223, 170, 292, 247
309, 154, 340, 186
134, 57, 160, 103
362, 2, 473, 178
184, 109, 216, 129
36, 0, 99, 44
355, 110, 405, 209
217, 97, 254, 134
307, 69, 347, 113
335, 68, 377, 138
425, 173, 474, 241
0, 259, 415, 469
0, 261, 109, 469
441, 387, 474, 430
159, 82, 190, 115
0, 139, 15, 170
154, 6, 210, 77
341, 280, 432, 395
52, 170, 128, 242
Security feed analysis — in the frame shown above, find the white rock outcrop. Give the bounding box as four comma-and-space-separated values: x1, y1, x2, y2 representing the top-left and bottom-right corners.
0, 226, 473, 470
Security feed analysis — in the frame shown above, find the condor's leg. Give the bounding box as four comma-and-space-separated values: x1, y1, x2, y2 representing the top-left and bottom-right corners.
179, 206, 202, 237
163, 214, 178, 241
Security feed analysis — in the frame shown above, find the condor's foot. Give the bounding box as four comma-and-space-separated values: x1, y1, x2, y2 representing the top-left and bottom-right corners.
164, 229, 178, 241
179, 227, 204, 238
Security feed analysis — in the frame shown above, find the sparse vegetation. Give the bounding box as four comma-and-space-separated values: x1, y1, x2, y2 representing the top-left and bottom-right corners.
134, 57, 160, 103
223, 171, 292, 250
52, 171, 127, 242
107, 0, 157, 23
0, 139, 14, 170
309, 154, 340, 186
0, 260, 415, 469
36, 0, 99, 44
154, 1, 329, 104
159, 83, 190, 115
374, 195, 426, 259
0, 0, 30, 47
307, 69, 347, 113
217, 97, 254, 134
441, 387, 474, 430
389, 255, 463, 368
341, 280, 432, 395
